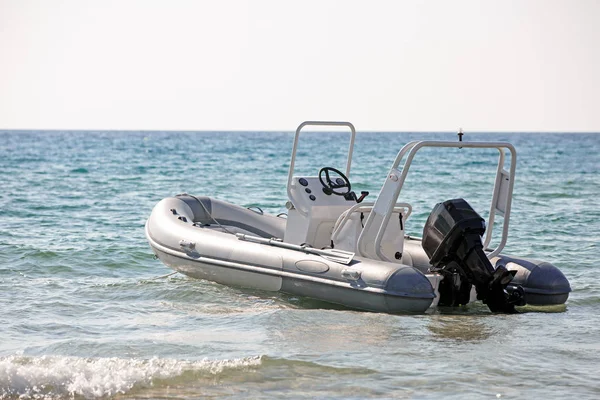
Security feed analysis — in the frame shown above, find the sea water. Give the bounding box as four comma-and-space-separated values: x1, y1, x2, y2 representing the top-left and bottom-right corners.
0, 129, 599, 399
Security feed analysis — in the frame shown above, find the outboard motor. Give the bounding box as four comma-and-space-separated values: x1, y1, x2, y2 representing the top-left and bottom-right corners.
422, 199, 525, 313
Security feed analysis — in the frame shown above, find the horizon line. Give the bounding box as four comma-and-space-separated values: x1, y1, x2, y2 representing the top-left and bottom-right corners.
2, 128, 599, 134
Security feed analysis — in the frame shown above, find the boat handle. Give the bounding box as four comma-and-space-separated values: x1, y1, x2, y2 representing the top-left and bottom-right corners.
341, 269, 361, 281
179, 240, 196, 250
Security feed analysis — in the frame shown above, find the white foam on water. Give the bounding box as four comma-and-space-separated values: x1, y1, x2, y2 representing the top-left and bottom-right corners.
0, 354, 263, 399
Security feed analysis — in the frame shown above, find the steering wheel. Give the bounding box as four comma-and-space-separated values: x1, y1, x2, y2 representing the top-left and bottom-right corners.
318, 167, 351, 196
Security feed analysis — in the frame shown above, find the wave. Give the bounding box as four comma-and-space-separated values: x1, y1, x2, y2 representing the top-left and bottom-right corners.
0, 354, 376, 399
0, 354, 263, 399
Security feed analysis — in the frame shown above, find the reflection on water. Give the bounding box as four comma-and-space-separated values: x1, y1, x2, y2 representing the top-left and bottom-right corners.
427, 315, 494, 342
265, 310, 397, 353
515, 303, 568, 313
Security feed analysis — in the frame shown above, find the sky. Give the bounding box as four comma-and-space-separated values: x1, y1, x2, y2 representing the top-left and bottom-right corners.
1, 0, 599, 132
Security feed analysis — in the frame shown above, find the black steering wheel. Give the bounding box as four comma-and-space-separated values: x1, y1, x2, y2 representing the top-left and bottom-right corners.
318, 167, 351, 196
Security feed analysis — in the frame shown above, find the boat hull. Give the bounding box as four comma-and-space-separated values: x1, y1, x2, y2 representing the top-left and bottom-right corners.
146, 195, 436, 313
148, 234, 436, 314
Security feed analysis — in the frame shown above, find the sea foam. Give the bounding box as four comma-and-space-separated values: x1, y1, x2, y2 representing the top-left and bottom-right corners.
0, 354, 262, 399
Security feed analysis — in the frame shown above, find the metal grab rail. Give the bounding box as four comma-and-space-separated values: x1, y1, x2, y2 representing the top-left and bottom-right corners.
357, 140, 516, 261
286, 121, 356, 217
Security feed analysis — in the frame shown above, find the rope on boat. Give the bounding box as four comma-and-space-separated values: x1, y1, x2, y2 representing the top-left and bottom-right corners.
145, 271, 179, 280
247, 206, 264, 215
188, 194, 236, 235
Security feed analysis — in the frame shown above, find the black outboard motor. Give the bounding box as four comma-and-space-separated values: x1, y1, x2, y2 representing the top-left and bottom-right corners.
422, 199, 525, 313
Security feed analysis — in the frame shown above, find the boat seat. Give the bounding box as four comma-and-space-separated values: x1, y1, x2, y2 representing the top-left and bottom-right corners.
332, 202, 412, 263
175, 194, 286, 239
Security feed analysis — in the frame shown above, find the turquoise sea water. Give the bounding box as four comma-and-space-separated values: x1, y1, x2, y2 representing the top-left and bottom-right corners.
1, 129, 599, 399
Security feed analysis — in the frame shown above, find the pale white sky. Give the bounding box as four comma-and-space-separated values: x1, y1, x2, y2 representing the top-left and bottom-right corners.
1, 0, 598, 131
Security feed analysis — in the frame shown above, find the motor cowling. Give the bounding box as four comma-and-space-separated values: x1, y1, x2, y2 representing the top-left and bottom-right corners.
422, 198, 524, 313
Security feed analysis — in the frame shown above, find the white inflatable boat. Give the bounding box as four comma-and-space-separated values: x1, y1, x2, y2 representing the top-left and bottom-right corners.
146, 121, 571, 313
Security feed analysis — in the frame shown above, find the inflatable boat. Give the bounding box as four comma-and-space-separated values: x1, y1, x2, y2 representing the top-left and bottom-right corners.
146, 121, 571, 313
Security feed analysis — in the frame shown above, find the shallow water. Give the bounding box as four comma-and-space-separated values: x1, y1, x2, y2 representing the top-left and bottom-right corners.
1, 129, 599, 398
